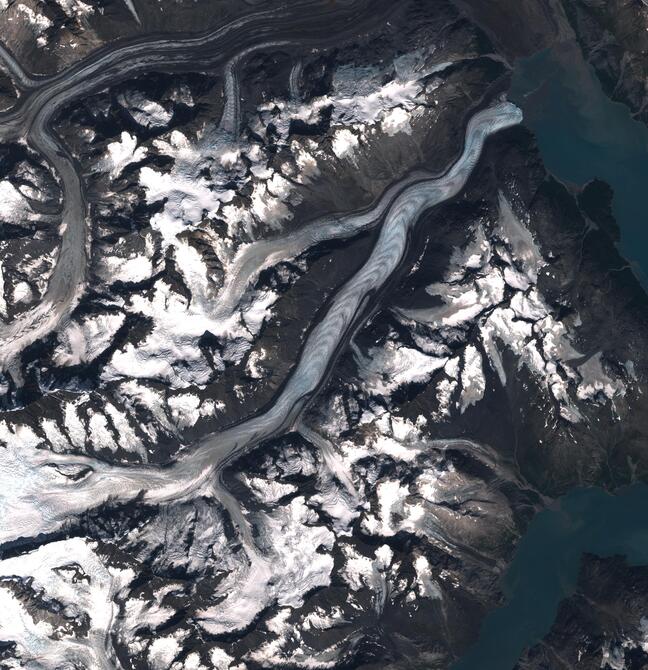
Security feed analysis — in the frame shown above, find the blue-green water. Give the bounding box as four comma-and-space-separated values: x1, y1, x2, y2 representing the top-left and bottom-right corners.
453, 484, 648, 670
453, 39, 648, 669
508, 40, 648, 285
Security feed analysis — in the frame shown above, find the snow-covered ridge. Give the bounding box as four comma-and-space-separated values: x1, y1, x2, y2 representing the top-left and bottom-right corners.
353, 192, 629, 422
0, 103, 521, 669
89, 45, 457, 389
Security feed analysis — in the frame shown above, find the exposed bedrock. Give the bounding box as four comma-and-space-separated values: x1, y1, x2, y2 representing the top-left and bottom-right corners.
0, 101, 522, 550
0, 0, 399, 378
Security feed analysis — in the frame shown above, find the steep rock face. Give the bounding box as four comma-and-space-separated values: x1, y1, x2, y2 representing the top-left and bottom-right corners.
450, 0, 561, 58
0, 0, 256, 75
317, 122, 648, 497
0, 69, 17, 111
0, 0, 506, 458
1, 0, 648, 668
561, 0, 648, 123
516, 554, 648, 669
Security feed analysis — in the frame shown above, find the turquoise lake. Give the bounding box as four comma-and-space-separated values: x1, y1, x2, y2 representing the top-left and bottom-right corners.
453, 484, 648, 669
454, 37, 648, 669
509, 40, 648, 285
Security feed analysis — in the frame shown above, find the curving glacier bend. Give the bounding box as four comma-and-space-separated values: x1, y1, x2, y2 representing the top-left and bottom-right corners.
1, 0, 646, 666
0, 0, 394, 376
0, 94, 523, 664
0, 102, 522, 550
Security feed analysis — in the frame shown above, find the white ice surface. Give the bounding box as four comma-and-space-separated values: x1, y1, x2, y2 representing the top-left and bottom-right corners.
0, 538, 133, 669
